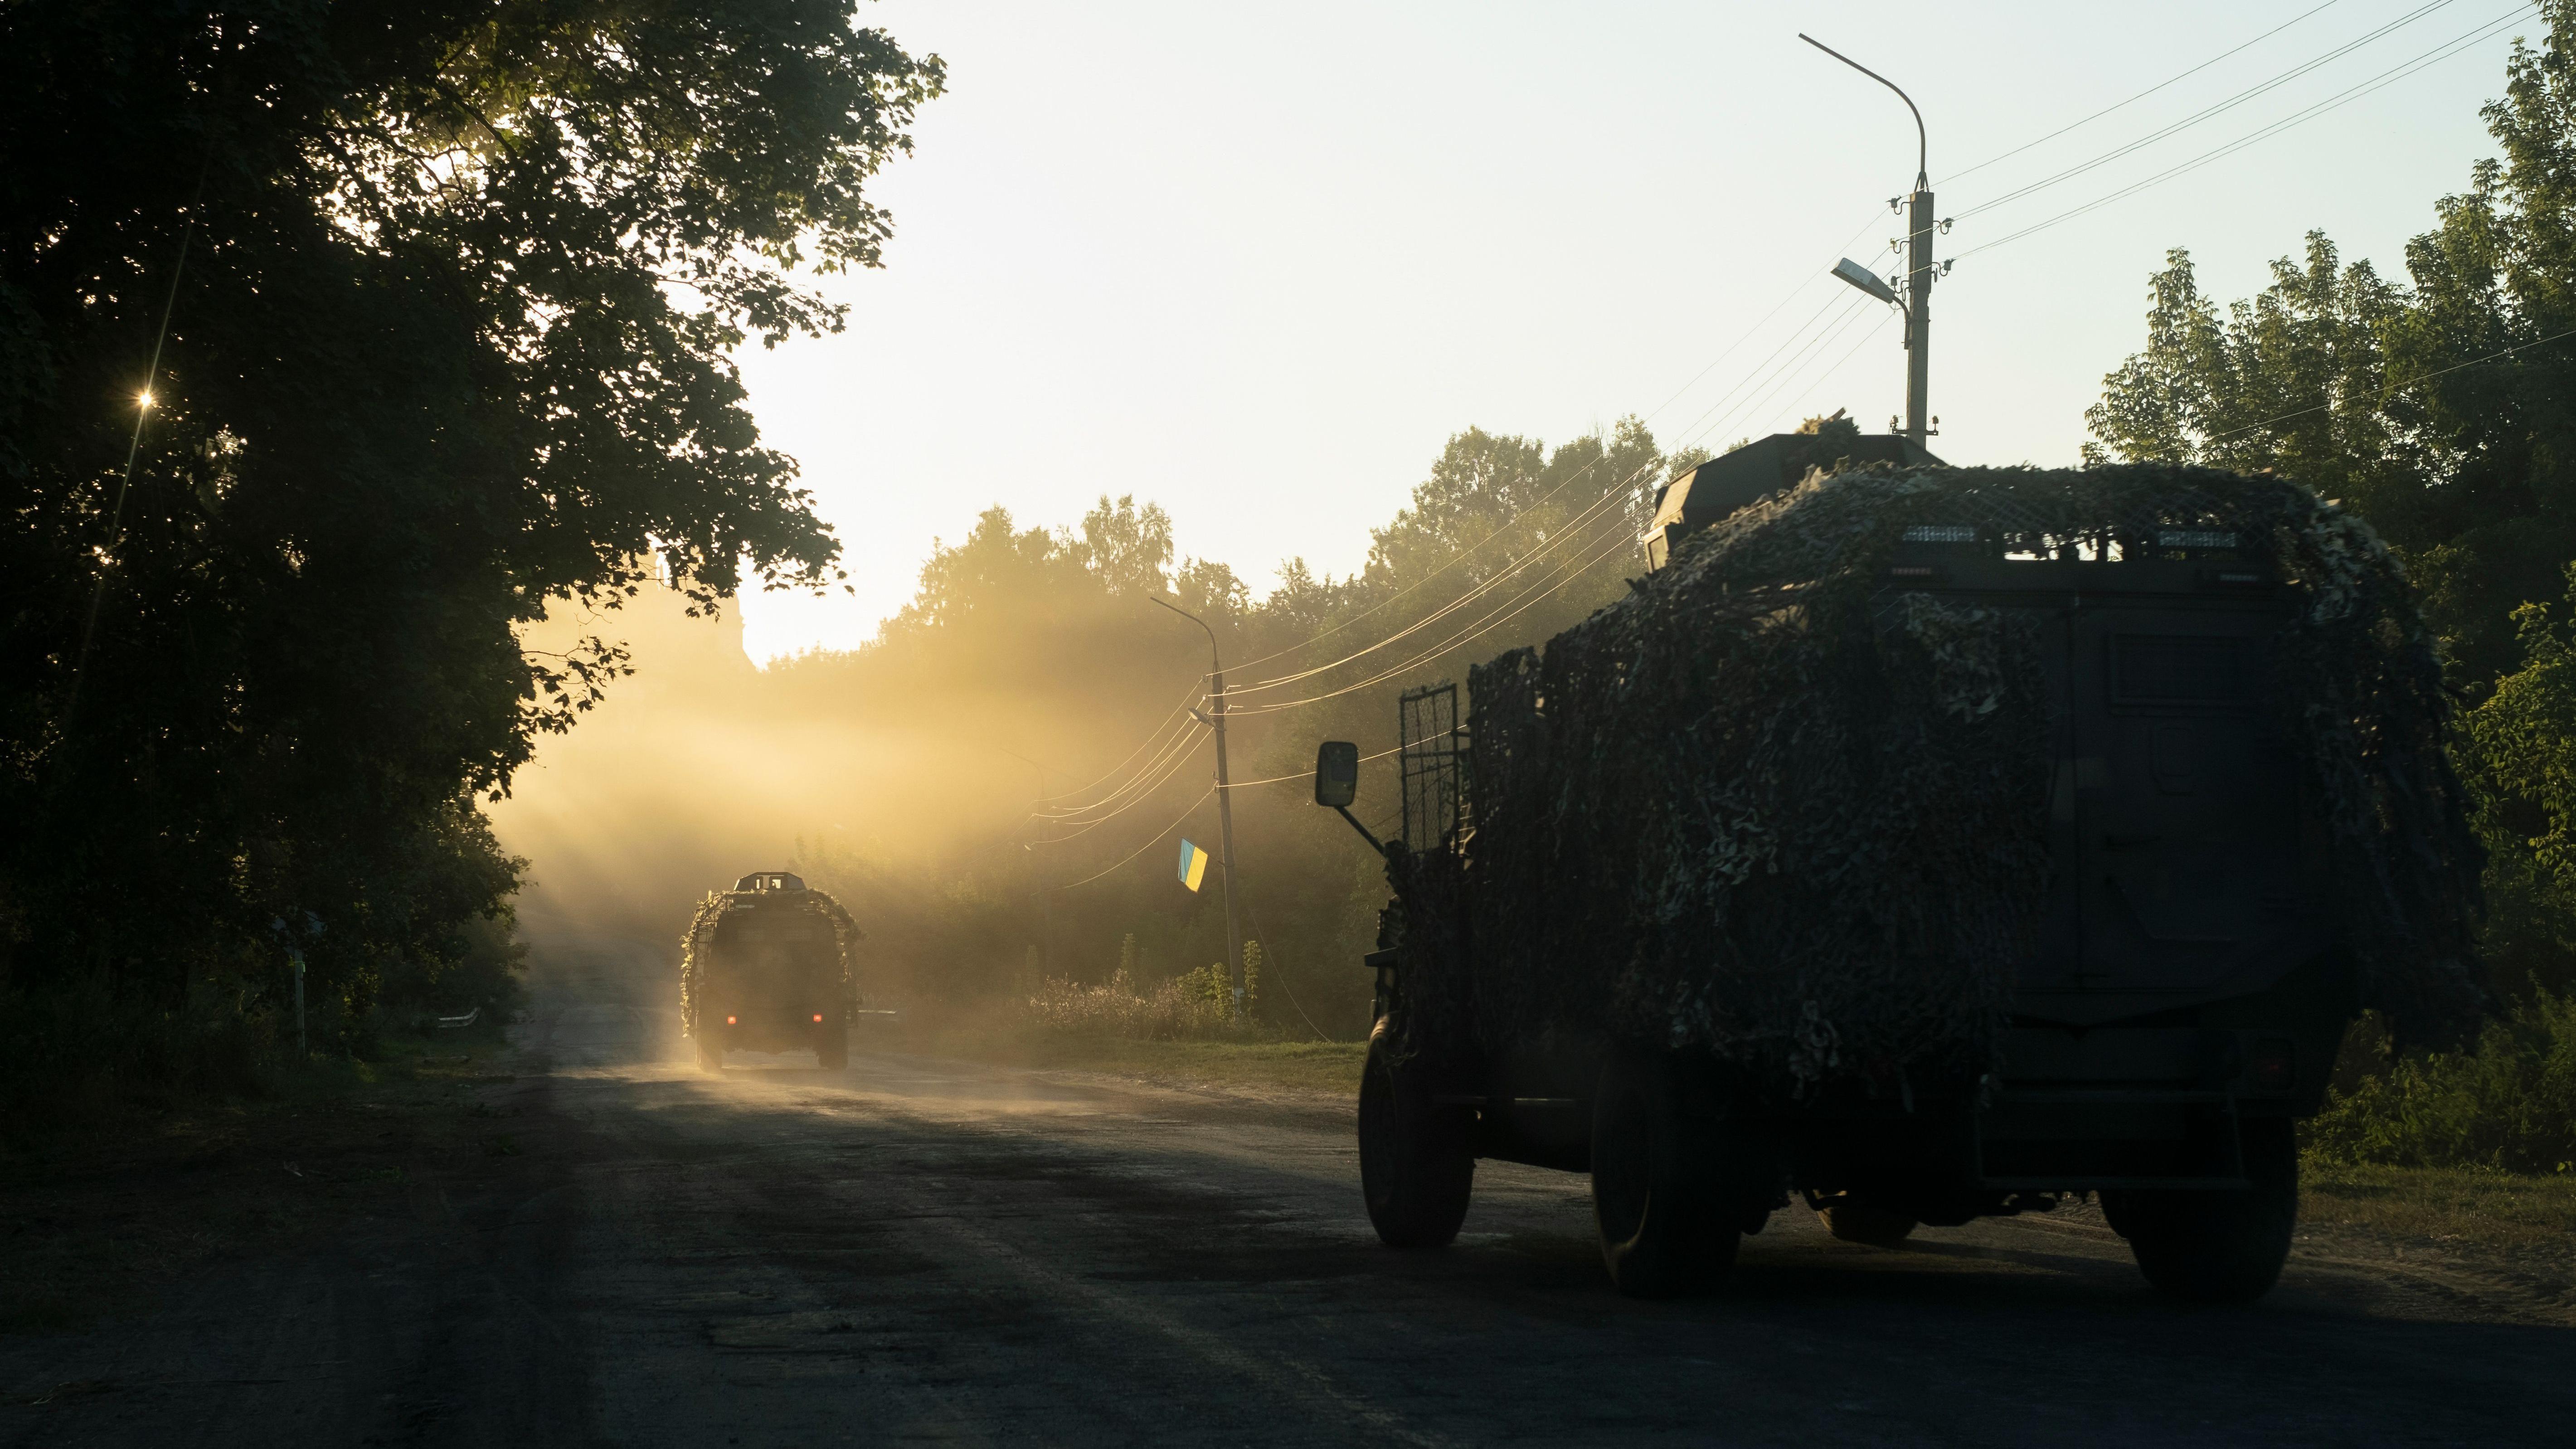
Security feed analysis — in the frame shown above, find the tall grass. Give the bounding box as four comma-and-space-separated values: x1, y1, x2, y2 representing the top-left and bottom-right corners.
1021, 965, 1257, 1041
2304, 992, 2576, 1174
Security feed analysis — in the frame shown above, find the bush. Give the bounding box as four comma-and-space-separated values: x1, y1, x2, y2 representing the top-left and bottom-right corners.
2304, 992, 2576, 1173
1021, 966, 1252, 1041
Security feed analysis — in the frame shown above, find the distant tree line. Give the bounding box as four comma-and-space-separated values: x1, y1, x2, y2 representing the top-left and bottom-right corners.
0, 1, 940, 1106
763, 419, 1709, 1039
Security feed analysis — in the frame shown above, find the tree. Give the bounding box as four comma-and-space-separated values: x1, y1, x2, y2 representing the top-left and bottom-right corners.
2085, 5, 2576, 688
2085, 3, 2576, 998
0, 1, 941, 1087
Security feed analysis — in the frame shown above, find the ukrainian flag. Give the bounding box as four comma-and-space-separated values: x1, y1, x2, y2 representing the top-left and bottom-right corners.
1176, 838, 1210, 892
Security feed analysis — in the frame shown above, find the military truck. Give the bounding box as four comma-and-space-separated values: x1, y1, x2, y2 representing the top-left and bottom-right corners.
680, 870, 863, 1070
1314, 438, 2479, 1303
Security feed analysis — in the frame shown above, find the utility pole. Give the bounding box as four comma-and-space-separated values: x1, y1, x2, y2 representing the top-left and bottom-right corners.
1803, 34, 1937, 446
1150, 595, 1244, 1019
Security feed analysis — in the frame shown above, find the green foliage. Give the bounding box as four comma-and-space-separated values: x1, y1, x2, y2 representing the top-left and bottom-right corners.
0, 1, 938, 1098
2459, 568, 2576, 996
769, 413, 1706, 1040
2089, 7, 2576, 1007
2304, 992, 2576, 1173
2085, 3, 2576, 690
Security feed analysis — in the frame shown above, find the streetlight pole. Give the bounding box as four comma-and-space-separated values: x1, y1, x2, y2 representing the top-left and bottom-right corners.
1148, 595, 1244, 1019
1802, 33, 1937, 447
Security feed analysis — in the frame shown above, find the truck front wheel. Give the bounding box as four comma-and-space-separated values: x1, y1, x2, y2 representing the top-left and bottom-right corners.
2103, 1117, 2297, 1303
1590, 1051, 1739, 1298
1357, 1020, 1474, 1249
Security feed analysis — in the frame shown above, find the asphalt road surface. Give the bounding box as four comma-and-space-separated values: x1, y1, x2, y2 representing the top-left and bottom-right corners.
12, 949, 2573, 1446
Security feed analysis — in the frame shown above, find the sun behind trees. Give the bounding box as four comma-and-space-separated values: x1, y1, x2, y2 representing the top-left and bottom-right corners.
0, 2, 941, 1108
493, 419, 1710, 1042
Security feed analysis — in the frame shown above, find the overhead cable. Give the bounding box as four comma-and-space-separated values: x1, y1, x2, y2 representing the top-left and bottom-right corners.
1048, 786, 1214, 892
2198, 324, 2576, 443
1939, 1, 2346, 187
1954, 5, 2537, 261
1034, 680, 1206, 803
1219, 207, 1894, 678
1952, 0, 2470, 223
1220, 740, 1407, 791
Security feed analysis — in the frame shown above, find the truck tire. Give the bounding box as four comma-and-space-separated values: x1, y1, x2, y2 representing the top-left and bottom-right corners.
2105, 1117, 2297, 1304
1818, 1198, 1918, 1247
695, 1033, 724, 1072
816, 1022, 848, 1070
1357, 1020, 1474, 1250
1590, 1051, 1738, 1298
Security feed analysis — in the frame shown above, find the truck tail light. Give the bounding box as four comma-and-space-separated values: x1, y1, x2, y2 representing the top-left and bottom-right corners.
725, 1015, 738, 1026
812, 1013, 824, 1023
2249, 1038, 2295, 1093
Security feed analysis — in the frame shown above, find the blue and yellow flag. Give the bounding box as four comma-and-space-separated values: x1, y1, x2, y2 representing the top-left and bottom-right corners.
1176, 838, 1210, 892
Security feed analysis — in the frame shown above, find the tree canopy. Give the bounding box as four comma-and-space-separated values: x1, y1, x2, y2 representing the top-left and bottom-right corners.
2085, 5, 2576, 689
2085, 2, 2576, 994
0, 0, 939, 1089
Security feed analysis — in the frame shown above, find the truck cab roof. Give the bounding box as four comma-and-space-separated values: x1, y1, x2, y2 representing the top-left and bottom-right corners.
1644, 431, 1942, 571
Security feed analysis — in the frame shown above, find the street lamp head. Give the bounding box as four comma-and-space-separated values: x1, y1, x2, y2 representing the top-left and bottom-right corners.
1831, 258, 1900, 307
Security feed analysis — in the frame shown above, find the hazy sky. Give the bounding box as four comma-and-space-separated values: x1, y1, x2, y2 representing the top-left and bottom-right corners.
732, 0, 2530, 662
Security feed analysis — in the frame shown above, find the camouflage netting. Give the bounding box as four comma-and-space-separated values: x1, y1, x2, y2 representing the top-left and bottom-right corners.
1388, 462, 2484, 1094
679, 887, 864, 1037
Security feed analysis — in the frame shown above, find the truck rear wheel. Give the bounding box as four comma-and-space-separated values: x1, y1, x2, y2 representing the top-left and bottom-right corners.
816, 1021, 848, 1070
1590, 1051, 1738, 1298
1818, 1198, 1918, 1247
2104, 1117, 2297, 1303
1357, 1020, 1474, 1249
695, 1033, 724, 1072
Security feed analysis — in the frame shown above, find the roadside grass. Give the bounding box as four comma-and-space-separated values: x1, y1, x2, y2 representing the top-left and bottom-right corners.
2300, 1160, 2576, 1250
964, 1034, 1368, 1098
0, 1022, 519, 1335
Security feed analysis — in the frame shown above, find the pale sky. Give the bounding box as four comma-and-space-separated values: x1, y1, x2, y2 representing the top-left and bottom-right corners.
732, 0, 2530, 662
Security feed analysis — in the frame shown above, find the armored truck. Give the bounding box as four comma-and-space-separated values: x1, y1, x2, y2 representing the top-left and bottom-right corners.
680, 871, 862, 1070
1315, 439, 2479, 1303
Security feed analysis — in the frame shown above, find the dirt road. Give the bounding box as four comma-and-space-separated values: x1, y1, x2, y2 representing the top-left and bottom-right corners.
10, 952, 2572, 1446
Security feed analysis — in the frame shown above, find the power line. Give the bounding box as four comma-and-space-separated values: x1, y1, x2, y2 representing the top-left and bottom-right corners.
1048, 786, 1214, 892
1225, 501, 1652, 718
1952, 0, 2470, 224
1225, 506, 1642, 716
1029, 7, 2370, 823
1954, 5, 2536, 261
2198, 324, 2576, 443
1940, 0, 2347, 187
1222, 243, 1900, 703
1223, 465, 1644, 696
1037, 717, 1207, 822
1224, 307, 1909, 720
1219, 207, 1894, 679
1683, 294, 1880, 451
1221, 740, 1406, 791
1034, 680, 1205, 803
1031, 735, 1212, 841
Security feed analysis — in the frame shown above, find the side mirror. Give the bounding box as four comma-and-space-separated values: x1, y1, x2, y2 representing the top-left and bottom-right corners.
1313, 740, 1359, 809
